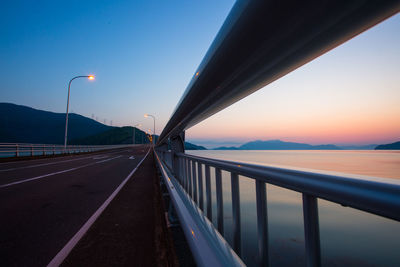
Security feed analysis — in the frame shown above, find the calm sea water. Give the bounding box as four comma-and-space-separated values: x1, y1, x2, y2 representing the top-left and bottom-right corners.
187, 150, 400, 267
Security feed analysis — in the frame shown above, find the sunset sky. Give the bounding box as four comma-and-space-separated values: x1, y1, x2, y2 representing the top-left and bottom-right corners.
1, 1, 399, 148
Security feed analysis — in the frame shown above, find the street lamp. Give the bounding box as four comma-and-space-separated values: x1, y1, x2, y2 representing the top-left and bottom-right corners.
133, 123, 141, 144
64, 75, 95, 149
144, 114, 155, 144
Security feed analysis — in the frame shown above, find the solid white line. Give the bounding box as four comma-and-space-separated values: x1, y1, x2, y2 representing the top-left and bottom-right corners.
0, 155, 123, 189
0, 150, 130, 172
47, 148, 151, 267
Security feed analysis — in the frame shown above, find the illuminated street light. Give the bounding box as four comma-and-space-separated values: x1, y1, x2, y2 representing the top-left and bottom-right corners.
64, 75, 95, 150
144, 114, 155, 145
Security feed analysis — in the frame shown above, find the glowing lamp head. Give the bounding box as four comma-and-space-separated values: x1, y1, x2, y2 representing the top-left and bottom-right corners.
88, 75, 95, 80
144, 114, 148, 118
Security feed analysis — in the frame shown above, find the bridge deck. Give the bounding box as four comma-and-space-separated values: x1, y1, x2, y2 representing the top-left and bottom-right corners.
61, 150, 178, 266
0, 147, 181, 266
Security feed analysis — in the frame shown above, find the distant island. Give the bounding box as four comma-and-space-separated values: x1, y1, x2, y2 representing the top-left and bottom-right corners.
0, 103, 204, 150
213, 140, 341, 150
211, 139, 398, 150
375, 141, 400, 150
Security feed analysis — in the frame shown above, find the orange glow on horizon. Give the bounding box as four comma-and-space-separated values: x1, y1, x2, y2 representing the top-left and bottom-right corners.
187, 110, 400, 145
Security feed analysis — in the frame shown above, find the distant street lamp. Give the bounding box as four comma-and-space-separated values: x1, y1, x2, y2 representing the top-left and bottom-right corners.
64, 75, 95, 149
144, 114, 155, 144
133, 123, 141, 144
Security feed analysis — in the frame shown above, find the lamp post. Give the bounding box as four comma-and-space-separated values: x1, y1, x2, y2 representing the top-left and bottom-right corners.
144, 114, 155, 144
133, 123, 141, 144
64, 75, 95, 150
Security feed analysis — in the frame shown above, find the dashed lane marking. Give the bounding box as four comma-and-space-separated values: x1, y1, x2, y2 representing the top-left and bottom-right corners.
0, 150, 130, 172
0, 155, 123, 189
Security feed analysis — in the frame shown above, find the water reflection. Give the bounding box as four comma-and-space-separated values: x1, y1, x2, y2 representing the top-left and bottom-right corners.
187, 150, 400, 267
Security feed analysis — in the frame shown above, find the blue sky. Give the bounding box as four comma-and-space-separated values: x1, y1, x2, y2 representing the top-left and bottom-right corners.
0, 0, 234, 131
1, 1, 399, 147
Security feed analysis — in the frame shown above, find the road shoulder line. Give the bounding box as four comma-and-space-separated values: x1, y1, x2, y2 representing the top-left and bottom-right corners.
47, 148, 151, 267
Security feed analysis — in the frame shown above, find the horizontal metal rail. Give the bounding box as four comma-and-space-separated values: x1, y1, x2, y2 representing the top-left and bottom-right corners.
157, 0, 400, 145
154, 1, 400, 266
0, 143, 137, 158
157, 151, 400, 267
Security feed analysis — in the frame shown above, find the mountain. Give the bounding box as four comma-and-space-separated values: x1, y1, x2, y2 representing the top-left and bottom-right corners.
70, 126, 150, 145
214, 146, 239, 150
71, 126, 205, 149
375, 141, 400, 150
0, 103, 205, 149
184, 142, 206, 150
0, 103, 111, 144
214, 140, 341, 150
338, 144, 378, 150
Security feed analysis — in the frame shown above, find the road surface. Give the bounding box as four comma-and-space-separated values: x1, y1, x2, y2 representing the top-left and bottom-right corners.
0, 146, 149, 267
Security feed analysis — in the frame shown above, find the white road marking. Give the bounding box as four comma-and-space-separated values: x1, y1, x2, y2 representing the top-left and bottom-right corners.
0, 150, 130, 172
0, 155, 123, 189
129, 156, 135, 160
92, 155, 108, 160
47, 148, 151, 267
96, 155, 122, 164
0, 156, 95, 172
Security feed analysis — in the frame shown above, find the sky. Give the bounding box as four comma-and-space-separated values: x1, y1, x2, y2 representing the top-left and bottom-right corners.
0, 1, 399, 148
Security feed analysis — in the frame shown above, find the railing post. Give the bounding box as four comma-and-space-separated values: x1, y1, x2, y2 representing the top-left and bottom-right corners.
302, 193, 321, 267
256, 180, 269, 267
205, 165, 212, 220
231, 172, 241, 255
30, 144, 33, 156
192, 161, 198, 204
43, 145, 45, 155
182, 158, 186, 191
215, 168, 224, 234
178, 157, 183, 184
53, 145, 55, 155
170, 131, 185, 177
16, 144, 19, 157
198, 162, 204, 211
188, 160, 193, 198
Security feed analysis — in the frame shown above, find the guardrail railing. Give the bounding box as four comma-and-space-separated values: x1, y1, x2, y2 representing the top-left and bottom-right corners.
154, 1, 400, 267
0, 143, 136, 158
157, 150, 400, 267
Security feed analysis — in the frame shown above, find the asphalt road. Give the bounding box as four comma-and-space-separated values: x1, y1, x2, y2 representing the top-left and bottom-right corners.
0, 145, 149, 267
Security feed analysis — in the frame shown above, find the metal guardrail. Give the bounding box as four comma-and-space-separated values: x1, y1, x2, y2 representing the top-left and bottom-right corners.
154, 1, 400, 266
157, 150, 400, 266
0, 143, 136, 158
157, 1, 400, 145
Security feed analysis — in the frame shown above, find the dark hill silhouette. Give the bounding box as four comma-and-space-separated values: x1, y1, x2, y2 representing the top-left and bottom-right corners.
184, 142, 207, 150
214, 140, 341, 150
0, 103, 205, 149
375, 141, 400, 150
0, 103, 111, 144
71, 127, 206, 149
70, 126, 150, 145
214, 146, 239, 150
